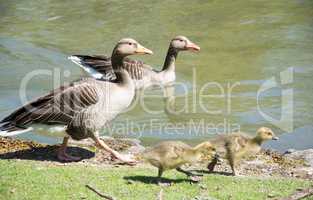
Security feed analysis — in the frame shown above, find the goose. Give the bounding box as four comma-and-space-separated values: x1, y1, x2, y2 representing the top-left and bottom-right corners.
207, 127, 278, 175
0, 38, 153, 164
139, 141, 216, 184
68, 36, 200, 89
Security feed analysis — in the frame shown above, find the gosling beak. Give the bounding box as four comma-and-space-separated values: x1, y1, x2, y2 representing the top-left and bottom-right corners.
135, 44, 153, 55
272, 136, 279, 140
186, 41, 200, 52
214, 154, 222, 162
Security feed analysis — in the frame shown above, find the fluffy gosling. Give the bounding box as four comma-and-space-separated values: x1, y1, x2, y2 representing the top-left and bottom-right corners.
207, 127, 278, 176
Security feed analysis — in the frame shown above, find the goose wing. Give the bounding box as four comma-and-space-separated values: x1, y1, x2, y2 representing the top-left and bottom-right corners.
0, 78, 99, 131
69, 55, 114, 80
69, 55, 153, 80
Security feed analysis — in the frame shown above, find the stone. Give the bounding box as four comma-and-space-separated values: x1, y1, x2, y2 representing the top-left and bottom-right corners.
285, 149, 313, 167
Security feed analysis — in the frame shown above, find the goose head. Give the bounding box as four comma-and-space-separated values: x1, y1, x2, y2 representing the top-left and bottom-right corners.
113, 38, 153, 57
256, 127, 279, 141
170, 36, 200, 52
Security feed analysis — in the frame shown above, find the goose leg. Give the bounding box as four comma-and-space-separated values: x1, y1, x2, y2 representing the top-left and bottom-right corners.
91, 135, 136, 165
57, 136, 81, 162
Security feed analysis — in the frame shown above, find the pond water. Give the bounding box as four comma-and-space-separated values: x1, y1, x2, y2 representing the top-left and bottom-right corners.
0, 0, 313, 151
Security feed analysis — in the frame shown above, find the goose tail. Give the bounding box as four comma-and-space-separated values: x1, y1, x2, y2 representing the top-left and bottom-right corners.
0, 122, 33, 137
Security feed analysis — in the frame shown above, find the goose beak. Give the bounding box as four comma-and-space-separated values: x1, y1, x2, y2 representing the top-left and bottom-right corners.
135, 44, 153, 55
272, 136, 279, 140
186, 42, 200, 52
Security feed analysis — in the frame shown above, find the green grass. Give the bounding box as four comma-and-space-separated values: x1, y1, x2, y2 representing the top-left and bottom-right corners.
0, 160, 311, 200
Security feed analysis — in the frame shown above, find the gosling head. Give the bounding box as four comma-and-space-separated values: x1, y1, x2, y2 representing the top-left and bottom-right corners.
194, 141, 217, 161
256, 127, 278, 141
170, 36, 200, 52
113, 38, 153, 57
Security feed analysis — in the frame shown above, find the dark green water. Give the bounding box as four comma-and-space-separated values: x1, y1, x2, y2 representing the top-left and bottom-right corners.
0, 0, 313, 151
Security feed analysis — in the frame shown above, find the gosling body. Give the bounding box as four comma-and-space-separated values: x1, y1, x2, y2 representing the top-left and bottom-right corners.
207, 127, 278, 175
141, 141, 216, 182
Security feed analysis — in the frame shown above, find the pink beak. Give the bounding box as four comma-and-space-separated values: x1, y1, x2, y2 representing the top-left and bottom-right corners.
186, 42, 200, 52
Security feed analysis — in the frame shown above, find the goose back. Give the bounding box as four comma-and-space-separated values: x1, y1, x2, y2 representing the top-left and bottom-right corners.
0, 78, 135, 140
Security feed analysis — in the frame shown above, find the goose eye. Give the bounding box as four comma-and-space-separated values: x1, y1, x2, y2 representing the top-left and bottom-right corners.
128, 42, 132, 45
179, 39, 183, 42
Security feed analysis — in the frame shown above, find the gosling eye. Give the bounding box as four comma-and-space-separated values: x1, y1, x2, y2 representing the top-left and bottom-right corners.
267, 132, 272, 135
179, 39, 183, 42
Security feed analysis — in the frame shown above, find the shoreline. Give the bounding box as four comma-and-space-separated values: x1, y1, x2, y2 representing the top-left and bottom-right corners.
1, 136, 312, 180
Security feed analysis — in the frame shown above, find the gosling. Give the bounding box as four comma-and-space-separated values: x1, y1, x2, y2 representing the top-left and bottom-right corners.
207, 127, 278, 176
140, 141, 216, 184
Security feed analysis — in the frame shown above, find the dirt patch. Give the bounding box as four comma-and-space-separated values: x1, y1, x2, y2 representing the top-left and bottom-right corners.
0, 137, 143, 165
188, 149, 312, 180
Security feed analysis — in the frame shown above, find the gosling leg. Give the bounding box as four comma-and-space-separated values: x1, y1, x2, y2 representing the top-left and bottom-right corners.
176, 167, 202, 183
57, 136, 81, 162
229, 157, 237, 176
207, 156, 218, 172
176, 167, 199, 177
157, 167, 164, 185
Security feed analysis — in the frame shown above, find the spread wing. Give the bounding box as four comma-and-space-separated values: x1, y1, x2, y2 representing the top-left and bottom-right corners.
0, 79, 99, 131
69, 55, 153, 81
68, 55, 114, 80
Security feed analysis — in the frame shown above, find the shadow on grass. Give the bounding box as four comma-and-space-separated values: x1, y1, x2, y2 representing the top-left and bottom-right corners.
190, 169, 233, 176
0, 146, 94, 162
123, 175, 194, 185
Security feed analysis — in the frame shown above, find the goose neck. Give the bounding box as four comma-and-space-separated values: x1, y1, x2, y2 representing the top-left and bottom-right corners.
111, 53, 124, 70
162, 46, 178, 72
111, 50, 129, 84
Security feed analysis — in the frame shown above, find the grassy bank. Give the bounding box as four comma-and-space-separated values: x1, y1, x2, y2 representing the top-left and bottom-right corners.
0, 160, 312, 200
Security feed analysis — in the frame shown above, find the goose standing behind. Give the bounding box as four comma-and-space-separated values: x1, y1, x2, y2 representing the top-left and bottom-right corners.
0, 38, 153, 164
207, 127, 278, 175
69, 36, 200, 89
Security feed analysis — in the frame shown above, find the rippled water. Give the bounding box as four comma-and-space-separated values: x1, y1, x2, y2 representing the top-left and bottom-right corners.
0, 0, 312, 151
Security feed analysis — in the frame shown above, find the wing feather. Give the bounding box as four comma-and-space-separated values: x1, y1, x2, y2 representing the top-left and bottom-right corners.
1, 79, 99, 127
69, 55, 152, 80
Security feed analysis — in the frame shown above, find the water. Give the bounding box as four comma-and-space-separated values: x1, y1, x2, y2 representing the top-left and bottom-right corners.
0, 0, 313, 151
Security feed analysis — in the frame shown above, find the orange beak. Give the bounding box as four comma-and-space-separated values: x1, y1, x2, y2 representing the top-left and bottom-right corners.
186, 42, 200, 52
135, 44, 153, 55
